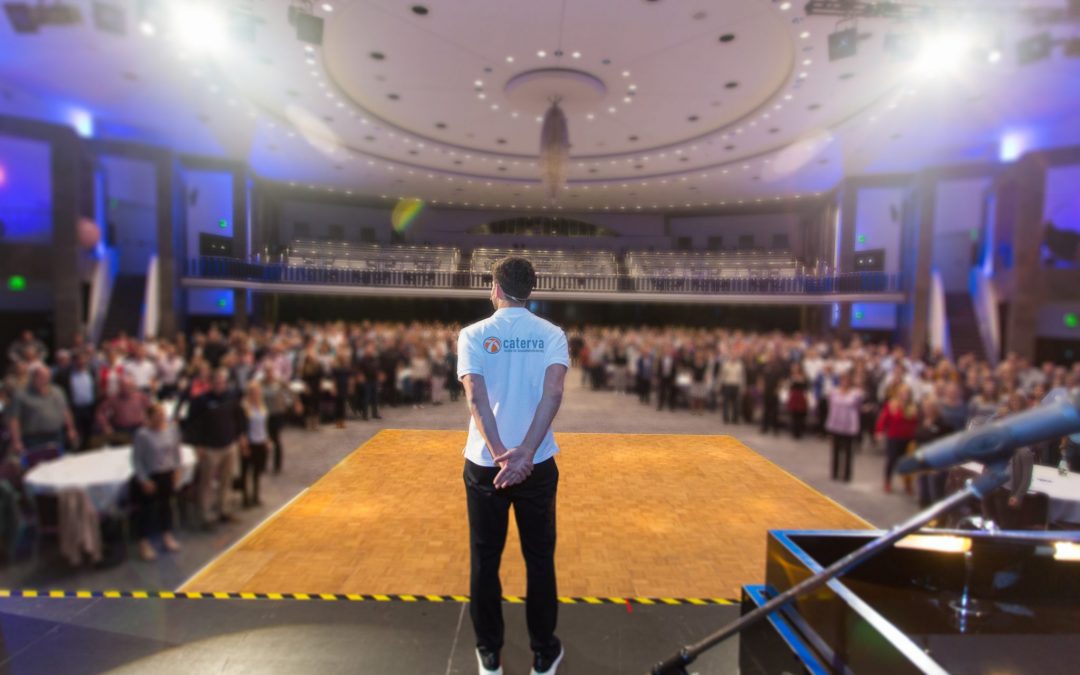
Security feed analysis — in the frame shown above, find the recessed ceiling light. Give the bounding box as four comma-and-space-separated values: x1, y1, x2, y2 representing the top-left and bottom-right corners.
506, 55, 514, 63
537, 50, 547, 57
490, 104, 499, 110
622, 70, 630, 77
608, 107, 617, 113
139, 20, 155, 36
800, 31, 810, 38
475, 79, 483, 87
623, 97, 632, 103
511, 111, 519, 118
321, 3, 333, 12
535, 115, 543, 122
780, 2, 792, 10
572, 51, 581, 59
478, 93, 486, 99
586, 113, 595, 120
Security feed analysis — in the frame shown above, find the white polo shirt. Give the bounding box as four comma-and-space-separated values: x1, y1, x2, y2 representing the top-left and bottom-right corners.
457, 307, 569, 467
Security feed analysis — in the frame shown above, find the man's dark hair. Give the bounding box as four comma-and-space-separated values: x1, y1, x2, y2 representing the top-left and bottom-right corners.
493, 256, 536, 301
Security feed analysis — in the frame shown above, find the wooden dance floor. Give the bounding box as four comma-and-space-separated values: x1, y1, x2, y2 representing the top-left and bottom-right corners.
181, 430, 869, 600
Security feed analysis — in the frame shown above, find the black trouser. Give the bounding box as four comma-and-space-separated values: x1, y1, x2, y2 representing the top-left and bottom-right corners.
884, 438, 909, 484
761, 394, 780, 434
135, 471, 175, 538
464, 458, 559, 655
790, 411, 807, 439
241, 442, 268, 505
817, 398, 830, 435
637, 376, 652, 404
831, 434, 854, 482
720, 385, 740, 423
71, 404, 95, 451
657, 376, 675, 411
334, 393, 348, 421
268, 413, 287, 472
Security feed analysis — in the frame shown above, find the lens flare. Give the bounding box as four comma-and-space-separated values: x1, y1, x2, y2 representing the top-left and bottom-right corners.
391, 198, 425, 233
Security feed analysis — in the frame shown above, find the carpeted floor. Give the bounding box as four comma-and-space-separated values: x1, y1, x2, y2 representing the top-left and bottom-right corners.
181, 430, 869, 600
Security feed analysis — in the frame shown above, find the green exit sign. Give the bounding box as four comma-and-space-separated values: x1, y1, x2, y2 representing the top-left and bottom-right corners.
854, 310, 865, 320
7, 275, 27, 291
218, 219, 229, 229
857, 234, 867, 244
1065, 313, 1079, 329
217, 298, 229, 308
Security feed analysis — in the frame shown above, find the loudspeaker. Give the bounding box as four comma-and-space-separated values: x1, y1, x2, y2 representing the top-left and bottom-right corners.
828, 27, 858, 61
288, 6, 323, 45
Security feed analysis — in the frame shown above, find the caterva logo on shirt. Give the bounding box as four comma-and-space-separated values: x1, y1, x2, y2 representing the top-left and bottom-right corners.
482, 336, 544, 354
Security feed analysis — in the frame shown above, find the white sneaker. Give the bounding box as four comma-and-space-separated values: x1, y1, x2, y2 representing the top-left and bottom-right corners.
530, 644, 564, 675
476, 648, 503, 675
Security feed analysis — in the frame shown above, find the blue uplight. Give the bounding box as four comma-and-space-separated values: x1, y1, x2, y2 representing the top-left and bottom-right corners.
69, 107, 94, 138
998, 129, 1030, 162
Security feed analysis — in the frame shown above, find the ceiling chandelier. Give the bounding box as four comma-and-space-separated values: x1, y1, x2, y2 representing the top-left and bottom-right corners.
539, 98, 570, 199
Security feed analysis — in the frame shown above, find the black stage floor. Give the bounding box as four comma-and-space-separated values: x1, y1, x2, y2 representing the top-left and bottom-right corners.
0, 597, 739, 674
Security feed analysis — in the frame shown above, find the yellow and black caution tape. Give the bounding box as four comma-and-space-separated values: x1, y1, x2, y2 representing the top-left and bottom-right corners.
0, 589, 736, 606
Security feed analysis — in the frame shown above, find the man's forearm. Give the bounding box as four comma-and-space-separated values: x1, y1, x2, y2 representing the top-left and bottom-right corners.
519, 391, 563, 457
467, 393, 506, 456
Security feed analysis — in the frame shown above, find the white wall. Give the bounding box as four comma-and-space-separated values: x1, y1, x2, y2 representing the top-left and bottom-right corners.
1036, 302, 1080, 340
185, 170, 234, 259
101, 156, 157, 274
933, 177, 991, 291
0, 134, 52, 243
854, 186, 904, 275
1045, 164, 1080, 236
851, 302, 897, 331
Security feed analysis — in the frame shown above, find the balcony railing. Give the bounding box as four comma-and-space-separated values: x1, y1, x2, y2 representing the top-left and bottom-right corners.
186, 257, 903, 296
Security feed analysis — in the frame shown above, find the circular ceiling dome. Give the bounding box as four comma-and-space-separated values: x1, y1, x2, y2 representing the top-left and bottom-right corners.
322, 0, 795, 158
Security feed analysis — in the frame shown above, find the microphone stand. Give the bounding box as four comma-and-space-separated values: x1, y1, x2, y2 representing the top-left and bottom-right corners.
649, 468, 1008, 675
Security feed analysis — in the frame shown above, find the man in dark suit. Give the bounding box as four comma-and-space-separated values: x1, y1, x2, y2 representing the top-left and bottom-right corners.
55, 351, 97, 451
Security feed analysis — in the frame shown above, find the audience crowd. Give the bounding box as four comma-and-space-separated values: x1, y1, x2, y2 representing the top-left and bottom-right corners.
2, 320, 1078, 562
570, 326, 1080, 512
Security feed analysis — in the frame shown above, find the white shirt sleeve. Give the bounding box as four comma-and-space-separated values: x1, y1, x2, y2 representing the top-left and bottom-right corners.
544, 329, 570, 371
457, 326, 484, 380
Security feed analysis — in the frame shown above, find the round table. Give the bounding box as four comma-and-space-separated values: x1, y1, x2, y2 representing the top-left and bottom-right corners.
963, 462, 1080, 525
25, 445, 197, 513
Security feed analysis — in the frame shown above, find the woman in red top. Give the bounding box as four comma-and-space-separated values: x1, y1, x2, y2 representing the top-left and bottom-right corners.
875, 385, 919, 494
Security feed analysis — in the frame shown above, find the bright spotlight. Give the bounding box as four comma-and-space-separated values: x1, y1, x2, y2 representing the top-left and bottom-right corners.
170, 3, 226, 53
911, 32, 973, 78
139, 20, 156, 36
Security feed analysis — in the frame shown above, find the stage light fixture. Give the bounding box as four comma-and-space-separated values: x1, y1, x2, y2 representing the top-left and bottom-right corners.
288, 1, 324, 45
911, 31, 973, 78
828, 26, 858, 61
170, 3, 226, 52
1017, 32, 1052, 65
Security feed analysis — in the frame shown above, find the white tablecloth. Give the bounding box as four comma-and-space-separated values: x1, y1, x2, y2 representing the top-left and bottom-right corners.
24, 445, 197, 512
963, 462, 1080, 525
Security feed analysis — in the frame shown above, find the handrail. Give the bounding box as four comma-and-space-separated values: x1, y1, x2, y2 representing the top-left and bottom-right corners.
186, 257, 903, 296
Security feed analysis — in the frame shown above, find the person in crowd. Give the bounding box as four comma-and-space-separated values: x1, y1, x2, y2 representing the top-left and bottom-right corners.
131, 403, 183, 561
7, 330, 48, 366
260, 367, 295, 474
657, 347, 677, 412
825, 374, 863, 482
410, 346, 432, 408
760, 352, 783, 435
331, 351, 353, 428
239, 381, 270, 508
636, 346, 655, 405
298, 347, 324, 431
7, 365, 78, 455
156, 342, 185, 400
813, 363, 834, 438
719, 350, 745, 425
786, 364, 809, 440
430, 341, 448, 406
876, 386, 919, 494
202, 326, 229, 368
355, 344, 382, 420
96, 377, 150, 444
98, 347, 127, 400
912, 397, 954, 507
689, 351, 708, 415
124, 344, 158, 395
968, 380, 1001, 422
187, 368, 244, 527
55, 350, 97, 451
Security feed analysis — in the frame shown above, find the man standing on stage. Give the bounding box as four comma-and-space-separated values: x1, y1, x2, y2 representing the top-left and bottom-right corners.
458, 257, 569, 675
